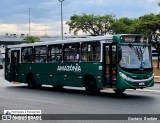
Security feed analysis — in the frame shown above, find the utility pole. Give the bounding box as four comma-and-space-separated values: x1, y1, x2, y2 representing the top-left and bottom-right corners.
58, 0, 64, 40
28, 8, 31, 35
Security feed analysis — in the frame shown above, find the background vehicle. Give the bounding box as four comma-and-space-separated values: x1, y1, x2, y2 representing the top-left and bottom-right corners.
5, 34, 154, 94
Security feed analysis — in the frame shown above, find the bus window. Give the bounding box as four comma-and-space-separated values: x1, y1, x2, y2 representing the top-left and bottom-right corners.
81, 42, 100, 62
105, 46, 110, 64
22, 47, 33, 63
112, 46, 116, 64
6, 49, 11, 63
63, 43, 80, 62
34, 46, 47, 63
48, 45, 62, 62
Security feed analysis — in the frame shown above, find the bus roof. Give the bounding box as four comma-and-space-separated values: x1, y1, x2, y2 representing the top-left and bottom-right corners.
7, 35, 113, 48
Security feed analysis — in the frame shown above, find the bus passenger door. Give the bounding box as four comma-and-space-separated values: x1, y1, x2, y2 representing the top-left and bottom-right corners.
5, 48, 12, 82
103, 43, 117, 87
11, 50, 20, 82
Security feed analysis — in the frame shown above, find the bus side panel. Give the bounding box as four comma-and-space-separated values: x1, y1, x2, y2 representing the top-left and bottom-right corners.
54, 62, 103, 88
79, 62, 103, 88
18, 62, 103, 88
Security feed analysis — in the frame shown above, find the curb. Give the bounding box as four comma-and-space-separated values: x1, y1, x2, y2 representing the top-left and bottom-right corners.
154, 76, 160, 78
154, 76, 160, 83
154, 81, 160, 83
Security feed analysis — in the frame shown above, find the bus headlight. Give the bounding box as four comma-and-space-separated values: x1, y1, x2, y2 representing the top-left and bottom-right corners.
119, 72, 127, 79
119, 72, 132, 81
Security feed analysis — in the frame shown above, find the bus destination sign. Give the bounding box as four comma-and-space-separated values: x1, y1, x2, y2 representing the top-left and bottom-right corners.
120, 35, 148, 43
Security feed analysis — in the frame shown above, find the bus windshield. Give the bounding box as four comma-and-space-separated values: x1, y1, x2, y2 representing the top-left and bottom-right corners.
119, 45, 152, 69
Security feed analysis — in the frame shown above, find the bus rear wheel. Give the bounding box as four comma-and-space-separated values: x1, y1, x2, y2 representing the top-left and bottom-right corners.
84, 76, 100, 95
113, 89, 126, 94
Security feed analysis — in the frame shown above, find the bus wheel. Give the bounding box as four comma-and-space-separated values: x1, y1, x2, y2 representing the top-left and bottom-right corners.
53, 85, 63, 90
27, 74, 41, 89
84, 76, 100, 95
113, 89, 126, 94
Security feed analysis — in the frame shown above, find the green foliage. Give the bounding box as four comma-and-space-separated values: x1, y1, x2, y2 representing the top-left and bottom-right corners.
24, 36, 40, 43
110, 17, 137, 34
66, 14, 115, 36
134, 14, 160, 35
110, 13, 160, 38
67, 13, 160, 37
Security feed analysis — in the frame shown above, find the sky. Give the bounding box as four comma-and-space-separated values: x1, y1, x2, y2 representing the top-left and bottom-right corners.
0, 0, 159, 36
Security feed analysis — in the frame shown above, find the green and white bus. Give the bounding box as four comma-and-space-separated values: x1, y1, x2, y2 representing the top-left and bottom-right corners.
5, 34, 154, 94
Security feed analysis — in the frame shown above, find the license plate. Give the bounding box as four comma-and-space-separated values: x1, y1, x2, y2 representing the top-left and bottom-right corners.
139, 82, 145, 85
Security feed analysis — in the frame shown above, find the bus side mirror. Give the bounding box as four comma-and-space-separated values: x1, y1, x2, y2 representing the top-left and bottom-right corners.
118, 47, 122, 62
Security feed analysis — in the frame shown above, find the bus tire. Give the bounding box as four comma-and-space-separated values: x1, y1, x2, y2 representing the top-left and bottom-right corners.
0, 65, 3, 69
113, 89, 126, 94
27, 74, 41, 89
84, 76, 100, 95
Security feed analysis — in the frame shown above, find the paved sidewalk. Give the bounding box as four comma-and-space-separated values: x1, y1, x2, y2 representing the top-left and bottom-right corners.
154, 76, 160, 83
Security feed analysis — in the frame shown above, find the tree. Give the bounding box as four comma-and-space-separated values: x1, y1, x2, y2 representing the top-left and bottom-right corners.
110, 17, 136, 34
66, 14, 115, 36
24, 36, 40, 43
135, 14, 158, 34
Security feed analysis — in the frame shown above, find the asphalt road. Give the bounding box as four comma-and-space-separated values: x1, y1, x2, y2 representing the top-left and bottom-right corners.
0, 69, 160, 122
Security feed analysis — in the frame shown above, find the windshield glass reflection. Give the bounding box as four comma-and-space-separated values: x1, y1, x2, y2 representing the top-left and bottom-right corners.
119, 45, 152, 69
